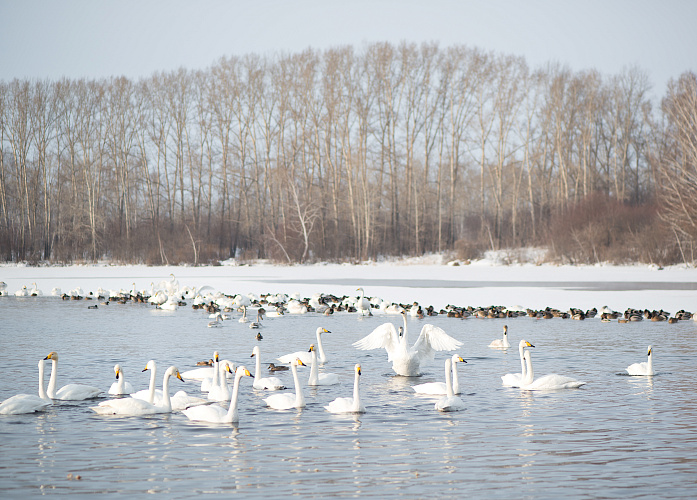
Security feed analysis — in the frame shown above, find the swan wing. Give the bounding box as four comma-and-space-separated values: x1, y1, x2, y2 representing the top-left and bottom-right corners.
411, 324, 462, 362
352, 323, 400, 360
182, 403, 227, 423
277, 351, 312, 365
0, 394, 51, 414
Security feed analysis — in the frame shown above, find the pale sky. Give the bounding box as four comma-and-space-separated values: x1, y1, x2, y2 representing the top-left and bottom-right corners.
0, 0, 695, 98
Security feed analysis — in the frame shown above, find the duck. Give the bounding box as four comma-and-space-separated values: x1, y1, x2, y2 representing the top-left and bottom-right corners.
353, 311, 462, 376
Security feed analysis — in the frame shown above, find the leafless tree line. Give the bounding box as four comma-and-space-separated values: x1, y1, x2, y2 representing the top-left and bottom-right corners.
0, 42, 694, 265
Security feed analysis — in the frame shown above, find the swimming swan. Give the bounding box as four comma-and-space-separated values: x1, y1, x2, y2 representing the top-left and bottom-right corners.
307, 344, 340, 386
108, 364, 135, 395
277, 327, 331, 365
356, 288, 371, 316
199, 352, 220, 392
263, 359, 307, 410
251, 346, 286, 390
501, 340, 535, 387
519, 351, 586, 390
413, 354, 467, 394
488, 325, 510, 349
353, 311, 462, 376
626, 345, 655, 376
182, 366, 253, 423
434, 358, 466, 412
92, 366, 184, 415
0, 360, 52, 414
131, 360, 208, 410
44, 352, 102, 400
207, 361, 234, 402
325, 364, 365, 413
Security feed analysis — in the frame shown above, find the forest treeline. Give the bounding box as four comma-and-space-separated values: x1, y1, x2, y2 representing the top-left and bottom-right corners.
1, 42, 696, 265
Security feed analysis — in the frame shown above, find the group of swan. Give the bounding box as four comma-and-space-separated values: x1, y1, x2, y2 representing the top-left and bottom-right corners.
353, 311, 462, 376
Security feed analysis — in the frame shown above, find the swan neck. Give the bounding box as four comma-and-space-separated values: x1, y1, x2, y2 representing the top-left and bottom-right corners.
226, 373, 243, 422
38, 360, 49, 400
352, 371, 360, 409
253, 352, 261, 381
451, 361, 460, 394
292, 364, 304, 407
308, 350, 318, 384
148, 366, 157, 404
316, 332, 326, 363
523, 354, 534, 385
212, 358, 220, 387
445, 359, 454, 397
47, 358, 58, 399
160, 372, 172, 410
519, 345, 527, 377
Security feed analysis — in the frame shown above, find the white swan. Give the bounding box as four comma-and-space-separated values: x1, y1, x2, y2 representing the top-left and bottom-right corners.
131, 360, 208, 410
277, 327, 331, 365
488, 325, 510, 349
181, 352, 220, 382
626, 345, 655, 376
519, 351, 586, 390
207, 361, 234, 402
413, 354, 467, 395
238, 305, 249, 323
182, 366, 253, 423
356, 288, 371, 316
92, 366, 184, 415
325, 364, 365, 413
0, 394, 51, 414
199, 352, 220, 392
501, 340, 535, 387
0, 359, 52, 414
207, 312, 223, 328
434, 358, 466, 412
251, 346, 286, 390
44, 352, 102, 400
353, 311, 462, 376
108, 364, 135, 395
307, 344, 340, 386
263, 359, 307, 410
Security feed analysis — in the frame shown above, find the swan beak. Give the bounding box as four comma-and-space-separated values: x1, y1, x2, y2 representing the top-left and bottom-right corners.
244, 369, 252, 377
323, 328, 331, 333
308, 345, 314, 352
142, 366, 149, 372
357, 366, 362, 375
250, 353, 256, 358
115, 370, 121, 380
297, 359, 306, 367
175, 371, 184, 381
648, 347, 652, 355
526, 342, 535, 348
458, 357, 467, 363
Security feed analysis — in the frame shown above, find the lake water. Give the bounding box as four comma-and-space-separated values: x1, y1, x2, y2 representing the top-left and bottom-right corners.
1, 297, 696, 498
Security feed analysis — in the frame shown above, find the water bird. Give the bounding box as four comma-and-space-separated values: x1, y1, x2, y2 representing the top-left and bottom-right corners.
263, 359, 306, 410
501, 340, 535, 387
434, 358, 466, 412
353, 311, 462, 376
324, 364, 365, 413
626, 345, 654, 376
44, 352, 102, 400
251, 346, 286, 390
91, 366, 184, 415
268, 363, 289, 372
519, 351, 586, 390
131, 360, 208, 410
108, 364, 134, 395
277, 327, 331, 365
488, 325, 510, 349
307, 344, 340, 386
413, 354, 467, 395
182, 366, 253, 423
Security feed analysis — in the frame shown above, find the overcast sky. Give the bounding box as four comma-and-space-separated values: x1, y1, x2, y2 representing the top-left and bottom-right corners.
1, 0, 695, 98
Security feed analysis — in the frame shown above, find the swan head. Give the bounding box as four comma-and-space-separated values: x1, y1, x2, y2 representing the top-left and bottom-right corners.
165, 366, 184, 381
355, 364, 362, 376
316, 327, 330, 335
648, 345, 653, 356
520, 340, 535, 348
214, 351, 220, 362
453, 355, 467, 364
251, 346, 260, 357
398, 326, 404, 337
308, 344, 315, 352
113, 364, 123, 379
236, 366, 253, 377
503, 325, 508, 336
294, 358, 307, 367
44, 351, 58, 361
221, 360, 236, 373
143, 360, 156, 372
